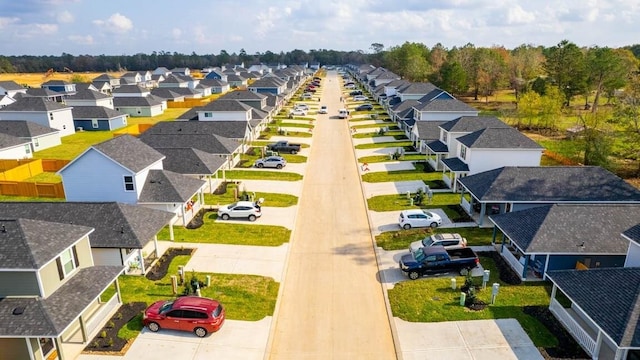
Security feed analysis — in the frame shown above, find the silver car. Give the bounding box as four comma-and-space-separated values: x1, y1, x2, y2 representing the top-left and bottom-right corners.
218, 201, 262, 221
254, 156, 287, 169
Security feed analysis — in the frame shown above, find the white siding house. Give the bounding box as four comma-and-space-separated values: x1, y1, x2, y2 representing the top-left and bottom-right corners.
0, 97, 75, 137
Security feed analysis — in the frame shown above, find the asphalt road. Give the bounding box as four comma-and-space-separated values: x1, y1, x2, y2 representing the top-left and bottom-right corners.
266, 71, 397, 359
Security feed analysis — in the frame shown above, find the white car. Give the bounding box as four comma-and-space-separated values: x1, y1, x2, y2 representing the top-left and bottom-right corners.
254, 156, 287, 169
218, 201, 262, 222
318, 105, 328, 114
289, 108, 307, 116
300, 93, 313, 99
352, 95, 368, 101
344, 84, 356, 89
295, 103, 310, 111
398, 209, 442, 230
409, 233, 467, 252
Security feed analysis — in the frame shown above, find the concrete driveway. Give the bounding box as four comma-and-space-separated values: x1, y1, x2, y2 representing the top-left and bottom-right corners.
215, 206, 297, 229
362, 180, 427, 198
243, 163, 306, 175
352, 135, 398, 145
361, 161, 416, 173
232, 179, 303, 197
369, 209, 454, 234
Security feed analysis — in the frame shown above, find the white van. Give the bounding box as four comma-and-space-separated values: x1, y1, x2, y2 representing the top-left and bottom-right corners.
338, 109, 349, 119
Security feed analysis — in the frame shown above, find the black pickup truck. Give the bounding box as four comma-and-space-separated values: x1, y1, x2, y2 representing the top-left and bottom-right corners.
266, 141, 301, 154
399, 246, 479, 280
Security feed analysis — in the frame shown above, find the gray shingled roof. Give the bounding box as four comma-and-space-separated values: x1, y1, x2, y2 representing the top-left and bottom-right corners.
91, 134, 165, 172
218, 90, 267, 101
397, 82, 439, 95
250, 77, 286, 88
144, 120, 248, 139
139, 133, 239, 155
546, 268, 640, 347
415, 98, 477, 112
490, 204, 638, 253
0, 97, 70, 112
391, 100, 421, 113
415, 121, 446, 141
0, 202, 174, 248
0, 120, 57, 138
623, 224, 640, 244
166, 87, 199, 97
426, 140, 448, 153
150, 88, 185, 100
161, 74, 189, 84
200, 99, 253, 112
441, 157, 469, 172
199, 78, 228, 87
42, 80, 71, 86
458, 166, 640, 202
23, 88, 61, 98
93, 74, 117, 81
0, 218, 93, 269
0, 132, 30, 148
71, 106, 126, 119
112, 85, 149, 94
154, 147, 227, 175
226, 74, 246, 82
138, 170, 205, 203
457, 127, 543, 149
0, 81, 25, 91
66, 89, 110, 100
440, 116, 510, 132
113, 95, 164, 107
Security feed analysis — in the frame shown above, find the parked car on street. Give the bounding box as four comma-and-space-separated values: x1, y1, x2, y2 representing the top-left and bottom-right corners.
254, 156, 287, 169
143, 296, 225, 337
218, 201, 262, 221
409, 233, 467, 252
353, 95, 368, 101
355, 104, 373, 111
398, 209, 442, 229
318, 105, 328, 114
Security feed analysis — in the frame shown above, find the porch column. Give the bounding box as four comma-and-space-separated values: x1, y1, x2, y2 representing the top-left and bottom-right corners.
452, 173, 458, 192
169, 223, 175, 241
153, 235, 159, 258
522, 256, 529, 280
54, 337, 65, 360
138, 249, 146, 274
479, 205, 486, 226
593, 331, 603, 359
550, 284, 557, 299
115, 278, 122, 303
181, 206, 187, 227
491, 226, 498, 245
78, 316, 87, 342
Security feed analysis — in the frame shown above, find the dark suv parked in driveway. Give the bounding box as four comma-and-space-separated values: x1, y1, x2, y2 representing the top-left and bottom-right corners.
349, 90, 362, 96
355, 104, 373, 111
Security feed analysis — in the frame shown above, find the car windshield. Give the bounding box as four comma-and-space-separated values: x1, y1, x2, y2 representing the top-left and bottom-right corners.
159, 300, 174, 314
413, 249, 426, 262
227, 202, 237, 208
422, 237, 434, 246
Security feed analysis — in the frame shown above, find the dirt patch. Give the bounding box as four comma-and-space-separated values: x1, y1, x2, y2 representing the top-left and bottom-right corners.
145, 247, 195, 281
83, 302, 146, 354
523, 306, 590, 360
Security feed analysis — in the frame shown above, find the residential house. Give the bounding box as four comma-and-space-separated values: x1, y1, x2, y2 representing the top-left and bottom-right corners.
370, 70, 401, 88
0, 95, 16, 108
0, 97, 75, 136
71, 106, 128, 131
457, 166, 640, 225
411, 120, 446, 153
119, 72, 142, 85
92, 73, 121, 88
0, 120, 61, 152
171, 67, 190, 76
204, 70, 228, 82
90, 81, 112, 95
150, 88, 185, 102
226, 74, 248, 88
489, 204, 639, 281
396, 82, 439, 102
199, 78, 230, 94
0, 81, 27, 98
111, 84, 151, 97
64, 89, 114, 109
248, 77, 287, 95
0, 132, 32, 159
625, 224, 640, 267
153, 67, 171, 77
24, 88, 65, 102
59, 135, 206, 226
41, 80, 76, 96
412, 90, 478, 121
113, 96, 166, 117
140, 71, 153, 87
0, 218, 124, 360
158, 74, 190, 88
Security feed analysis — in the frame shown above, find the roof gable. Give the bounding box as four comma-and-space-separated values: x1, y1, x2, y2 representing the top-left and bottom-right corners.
457, 127, 543, 149
91, 134, 165, 172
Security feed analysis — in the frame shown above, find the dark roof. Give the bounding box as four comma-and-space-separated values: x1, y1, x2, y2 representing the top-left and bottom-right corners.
217, 90, 266, 101
0, 132, 30, 148
414, 121, 446, 141
490, 204, 639, 253
150, 88, 185, 100
71, 106, 126, 119
441, 157, 469, 172
0, 120, 57, 138
23, 88, 61, 98
546, 268, 640, 347
457, 127, 543, 149
0, 97, 69, 112
41, 80, 71, 86
250, 77, 285, 88
154, 147, 227, 175
199, 78, 228, 87
226, 74, 246, 82
391, 100, 421, 113
0, 218, 93, 269
66, 89, 110, 100
440, 116, 510, 132
200, 99, 253, 112
0, 81, 25, 90
415, 98, 477, 112
426, 140, 448, 153
112, 85, 149, 94
143, 120, 248, 139
91, 134, 165, 172
113, 95, 164, 107
93, 73, 117, 81
139, 133, 239, 155
623, 224, 640, 244
458, 166, 640, 203
161, 74, 188, 84
397, 82, 439, 95
138, 170, 205, 203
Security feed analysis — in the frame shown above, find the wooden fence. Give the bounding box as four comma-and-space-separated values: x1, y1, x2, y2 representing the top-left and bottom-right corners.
0, 159, 68, 198
167, 99, 208, 108
113, 123, 154, 136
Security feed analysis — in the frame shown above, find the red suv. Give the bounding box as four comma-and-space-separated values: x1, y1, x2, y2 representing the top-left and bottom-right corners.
143, 296, 225, 337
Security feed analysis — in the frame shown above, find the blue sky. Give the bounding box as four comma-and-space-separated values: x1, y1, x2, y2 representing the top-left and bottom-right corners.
0, 0, 638, 56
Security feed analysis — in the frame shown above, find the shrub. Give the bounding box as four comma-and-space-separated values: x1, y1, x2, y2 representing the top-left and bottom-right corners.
99, 330, 107, 339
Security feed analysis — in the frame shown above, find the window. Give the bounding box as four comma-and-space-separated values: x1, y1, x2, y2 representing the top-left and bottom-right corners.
442, 132, 448, 142
24, 144, 31, 154
34, 138, 39, 147
56, 246, 79, 280
124, 176, 134, 191
460, 146, 467, 160
91, 119, 99, 129
204, 112, 212, 118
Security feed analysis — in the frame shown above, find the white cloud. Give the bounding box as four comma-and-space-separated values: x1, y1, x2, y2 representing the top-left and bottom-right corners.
0, 17, 19, 29
507, 4, 535, 24
93, 13, 133, 34
33, 23, 58, 34
68, 34, 93, 45
57, 10, 74, 23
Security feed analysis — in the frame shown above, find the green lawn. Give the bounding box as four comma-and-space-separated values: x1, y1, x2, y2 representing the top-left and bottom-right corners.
258, 130, 312, 139
156, 212, 291, 246
355, 142, 414, 149
23, 172, 62, 183
375, 227, 496, 250
204, 183, 298, 207
352, 130, 406, 139
361, 163, 445, 186
388, 255, 556, 348
358, 154, 425, 164
368, 192, 462, 211
113, 253, 278, 339
220, 170, 303, 181
277, 122, 314, 129
352, 123, 398, 130
33, 131, 115, 160
236, 149, 307, 169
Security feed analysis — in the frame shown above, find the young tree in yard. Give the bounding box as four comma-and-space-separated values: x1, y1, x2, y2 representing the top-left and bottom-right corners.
515, 90, 541, 129
610, 73, 640, 175
538, 86, 566, 131
475, 47, 508, 102
579, 111, 614, 170
544, 40, 587, 106
585, 47, 635, 113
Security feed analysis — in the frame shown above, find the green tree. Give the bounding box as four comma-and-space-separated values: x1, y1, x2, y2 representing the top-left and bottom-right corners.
543, 40, 587, 106
516, 90, 541, 129
509, 44, 544, 99
437, 61, 467, 96
584, 47, 634, 113
579, 111, 614, 169
382, 42, 431, 81
610, 73, 640, 175
370, 43, 384, 53
449, 43, 477, 97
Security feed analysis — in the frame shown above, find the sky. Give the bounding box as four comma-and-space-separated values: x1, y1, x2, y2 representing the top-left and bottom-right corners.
0, 0, 638, 56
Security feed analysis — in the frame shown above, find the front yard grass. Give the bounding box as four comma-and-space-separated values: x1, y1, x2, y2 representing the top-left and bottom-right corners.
375, 227, 495, 250
205, 183, 298, 207
237, 149, 307, 169
23, 172, 61, 183
368, 192, 462, 212
352, 130, 406, 139
33, 131, 115, 160
355, 141, 414, 149
220, 170, 303, 181
358, 154, 425, 164
352, 123, 397, 130
361, 163, 444, 185
157, 211, 291, 246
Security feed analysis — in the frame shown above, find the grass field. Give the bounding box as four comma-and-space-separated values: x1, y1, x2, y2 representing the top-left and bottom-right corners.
0, 72, 119, 87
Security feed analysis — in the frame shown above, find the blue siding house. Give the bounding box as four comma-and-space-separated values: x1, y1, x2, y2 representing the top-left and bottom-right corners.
71, 106, 128, 131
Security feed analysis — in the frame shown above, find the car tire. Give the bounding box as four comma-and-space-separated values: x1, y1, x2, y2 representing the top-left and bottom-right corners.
276, 164, 283, 169
194, 327, 207, 338
408, 271, 420, 280
147, 322, 160, 332
403, 224, 411, 230
290, 150, 297, 154
430, 222, 438, 228
220, 213, 230, 220
248, 214, 257, 222
257, 163, 264, 168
